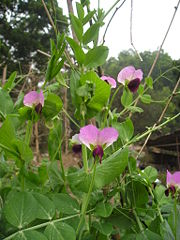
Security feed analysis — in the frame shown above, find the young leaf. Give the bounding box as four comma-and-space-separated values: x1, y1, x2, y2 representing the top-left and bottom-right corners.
3, 71, 17, 92
83, 23, 100, 45
145, 76, 153, 89
76, 2, 84, 20
70, 13, 83, 42
83, 10, 96, 25
140, 94, 152, 104
113, 118, 134, 143
95, 202, 113, 218
121, 88, 133, 107
66, 37, 85, 64
84, 46, 109, 68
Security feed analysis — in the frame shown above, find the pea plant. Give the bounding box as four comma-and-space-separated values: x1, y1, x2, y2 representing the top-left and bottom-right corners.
0, 1, 180, 240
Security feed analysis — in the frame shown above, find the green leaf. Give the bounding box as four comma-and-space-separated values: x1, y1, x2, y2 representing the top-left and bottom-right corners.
95, 148, 129, 188
145, 77, 153, 89
80, 71, 111, 118
126, 106, 144, 113
47, 161, 64, 190
142, 166, 158, 183
84, 46, 109, 68
121, 88, 133, 107
33, 192, 55, 220
137, 84, 144, 95
113, 118, 134, 143
168, 205, 180, 239
12, 139, 33, 162
70, 71, 82, 107
160, 220, 175, 240
126, 181, 149, 207
83, 23, 100, 45
140, 94, 152, 104
76, 2, 84, 20
52, 193, 80, 214
0, 89, 14, 117
44, 222, 76, 240
48, 120, 62, 161
95, 202, 113, 218
70, 13, 83, 42
83, 10, 96, 25
92, 221, 113, 235
4, 191, 37, 228
13, 230, 48, 240
43, 93, 63, 120
3, 71, 17, 92
66, 37, 85, 64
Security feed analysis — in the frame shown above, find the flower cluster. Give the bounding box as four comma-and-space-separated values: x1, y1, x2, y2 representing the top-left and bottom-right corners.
101, 66, 143, 93
23, 90, 44, 114
165, 170, 180, 196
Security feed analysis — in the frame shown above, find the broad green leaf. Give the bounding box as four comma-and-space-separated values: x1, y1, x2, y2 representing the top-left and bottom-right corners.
145, 77, 153, 89
66, 37, 85, 64
168, 205, 180, 239
12, 139, 33, 162
76, 2, 84, 20
3, 71, 17, 92
43, 93, 63, 120
0, 88, 14, 117
160, 220, 175, 240
12, 230, 48, 240
113, 118, 134, 143
48, 120, 62, 161
4, 191, 37, 228
47, 161, 64, 190
140, 94, 152, 104
95, 202, 113, 218
84, 46, 109, 68
83, 9, 96, 25
52, 193, 80, 214
121, 88, 133, 107
95, 148, 129, 188
142, 166, 158, 183
92, 221, 113, 235
44, 222, 76, 240
126, 181, 149, 207
33, 192, 55, 220
137, 84, 144, 95
83, 23, 100, 45
70, 13, 83, 42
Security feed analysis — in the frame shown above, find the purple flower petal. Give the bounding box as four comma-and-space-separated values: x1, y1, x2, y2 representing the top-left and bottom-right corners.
79, 125, 99, 149
117, 66, 143, 84
167, 170, 180, 187
128, 78, 141, 93
72, 134, 81, 144
23, 90, 44, 107
101, 76, 116, 88
98, 127, 119, 148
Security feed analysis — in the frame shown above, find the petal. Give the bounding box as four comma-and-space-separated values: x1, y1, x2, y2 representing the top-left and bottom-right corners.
101, 76, 117, 88
128, 78, 141, 93
172, 171, 180, 186
79, 125, 99, 149
39, 90, 44, 106
166, 170, 172, 186
117, 66, 136, 84
23, 91, 40, 107
134, 69, 143, 81
98, 127, 119, 148
72, 134, 81, 144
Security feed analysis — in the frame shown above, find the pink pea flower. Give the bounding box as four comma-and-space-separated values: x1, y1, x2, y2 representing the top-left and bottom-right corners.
78, 125, 118, 163
165, 170, 180, 196
101, 76, 116, 88
23, 90, 44, 114
117, 66, 143, 93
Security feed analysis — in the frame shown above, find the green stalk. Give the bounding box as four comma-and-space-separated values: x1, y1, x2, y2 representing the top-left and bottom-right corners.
103, 0, 122, 19
76, 161, 97, 236
81, 120, 88, 173
24, 120, 33, 145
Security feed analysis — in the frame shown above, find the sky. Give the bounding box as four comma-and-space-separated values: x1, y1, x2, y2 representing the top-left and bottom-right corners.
58, 0, 180, 60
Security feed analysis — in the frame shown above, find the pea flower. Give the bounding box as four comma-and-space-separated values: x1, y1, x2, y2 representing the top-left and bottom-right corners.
117, 66, 143, 93
71, 134, 82, 153
165, 170, 180, 196
23, 90, 44, 114
78, 125, 118, 163
101, 75, 116, 88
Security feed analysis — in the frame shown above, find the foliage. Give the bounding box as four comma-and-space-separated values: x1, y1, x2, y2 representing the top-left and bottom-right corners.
0, 1, 180, 240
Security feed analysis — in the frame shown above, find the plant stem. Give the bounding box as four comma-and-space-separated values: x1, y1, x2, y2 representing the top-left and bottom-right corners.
103, 0, 122, 19
25, 120, 33, 145
62, 108, 80, 128
81, 119, 88, 173
76, 161, 97, 236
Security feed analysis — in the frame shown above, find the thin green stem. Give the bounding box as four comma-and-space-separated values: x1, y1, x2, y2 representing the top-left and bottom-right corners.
59, 143, 66, 192
24, 120, 33, 145
62, 108, 80, 128
133, 208, 144, 233
81, 119, 88, 173
103, 0, 122, 19
76, 162, 97, 235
